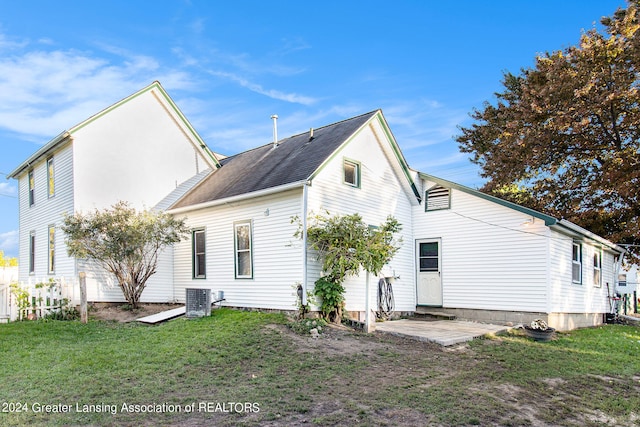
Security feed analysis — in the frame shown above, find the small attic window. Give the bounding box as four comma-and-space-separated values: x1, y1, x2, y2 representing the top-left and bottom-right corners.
343, 159, 360, 188
425, 185, 451, 211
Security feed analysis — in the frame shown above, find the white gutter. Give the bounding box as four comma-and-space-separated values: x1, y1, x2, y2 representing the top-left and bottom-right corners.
8, 131, 71, 179
554, 219, 626, 254
167, 180, 307, 215
301, 182, 309, 306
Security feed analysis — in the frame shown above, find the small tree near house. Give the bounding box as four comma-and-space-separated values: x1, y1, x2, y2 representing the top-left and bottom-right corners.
62, 201, 189, 308
295, 211, 402, 323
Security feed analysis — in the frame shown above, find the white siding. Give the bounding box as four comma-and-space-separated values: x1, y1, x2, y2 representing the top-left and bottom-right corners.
173, 190, 304, 310
307, 121, 415, 312
413, 184, 549, 312
76, 246, 175, 304
549, 233, 615, 314
13, 85, 215, 304
71, 88, 207, 212
16, 142, 76, 288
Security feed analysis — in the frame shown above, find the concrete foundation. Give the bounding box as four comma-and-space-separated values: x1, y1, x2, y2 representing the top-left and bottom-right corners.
419, 307, 605, 331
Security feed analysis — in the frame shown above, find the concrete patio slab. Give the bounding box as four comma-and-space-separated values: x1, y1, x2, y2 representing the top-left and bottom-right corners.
375, 319, 509, 346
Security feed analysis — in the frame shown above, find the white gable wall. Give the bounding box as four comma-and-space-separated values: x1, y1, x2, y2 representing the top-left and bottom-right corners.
71, 88, 207, 213
413, 183, 549, 313
13, 85, 211, 305
307, 121, 415, 313
173, 189, 304, 310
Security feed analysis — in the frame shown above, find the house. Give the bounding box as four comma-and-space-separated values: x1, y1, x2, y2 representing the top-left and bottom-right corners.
166, 110, 421, 317
413, 174, 625, 330
6, 81, 220, 304
7, 83, 626, 330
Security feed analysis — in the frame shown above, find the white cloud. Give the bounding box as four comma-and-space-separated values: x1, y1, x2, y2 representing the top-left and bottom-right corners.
0, 182, 17, 197
207, 70, 317, 105
0, 230, 18, 257
0, 42, 195, 140
383, 99, 468, 151
0, 32, 27, 51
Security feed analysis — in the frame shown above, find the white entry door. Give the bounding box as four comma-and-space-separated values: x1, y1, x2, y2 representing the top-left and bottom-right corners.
416, 239, 442, 306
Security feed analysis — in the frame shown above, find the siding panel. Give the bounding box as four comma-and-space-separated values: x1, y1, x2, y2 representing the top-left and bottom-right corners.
307, 122, 415, 312
413, 184, 549, 312
173, 190, 304, 310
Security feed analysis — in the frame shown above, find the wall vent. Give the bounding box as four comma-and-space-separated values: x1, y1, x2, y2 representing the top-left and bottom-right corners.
185, 288, 212, 318
425, 186, 451, 211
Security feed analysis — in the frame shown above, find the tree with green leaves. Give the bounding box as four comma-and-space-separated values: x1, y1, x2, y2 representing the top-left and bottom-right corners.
0, 250, 18, 267
295, 212, 402, 322
456, 1, 640, 260
62, 201, 189, 308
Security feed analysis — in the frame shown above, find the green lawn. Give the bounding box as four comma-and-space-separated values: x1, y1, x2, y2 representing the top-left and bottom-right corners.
0, 309, 639, 426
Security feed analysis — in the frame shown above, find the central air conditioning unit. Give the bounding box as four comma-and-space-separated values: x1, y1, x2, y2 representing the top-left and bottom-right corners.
185, 288, 211, 318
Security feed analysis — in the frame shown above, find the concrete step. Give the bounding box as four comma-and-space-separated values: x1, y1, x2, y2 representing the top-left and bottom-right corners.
414, 307, 456, 321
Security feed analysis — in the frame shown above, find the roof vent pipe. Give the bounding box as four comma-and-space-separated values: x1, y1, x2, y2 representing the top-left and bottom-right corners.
309, 127, 314, 141
271, 114, 279, 147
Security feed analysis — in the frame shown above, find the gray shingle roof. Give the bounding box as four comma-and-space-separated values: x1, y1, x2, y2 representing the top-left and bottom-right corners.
170, 111, 378, 209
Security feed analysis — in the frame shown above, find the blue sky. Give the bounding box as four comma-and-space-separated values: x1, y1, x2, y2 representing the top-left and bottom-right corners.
0, 0, 626, 257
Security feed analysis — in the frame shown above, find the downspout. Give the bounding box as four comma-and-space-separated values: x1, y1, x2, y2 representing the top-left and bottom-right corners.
301, 181, 309, 306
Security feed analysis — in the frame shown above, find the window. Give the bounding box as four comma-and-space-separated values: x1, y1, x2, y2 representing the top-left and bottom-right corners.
47, 157, 55, 198
593, 250, 602, 288
343, 159, 360, 188
192, 229, 206, 279
425, 185, 451, 211
29, 231, 35, 274
572, 242, 582, 284
28, 170, 35, 207
234, 221, 253, 278
48, 225, 55, 274
418, 242, 439, 272
618, 274, 627, 287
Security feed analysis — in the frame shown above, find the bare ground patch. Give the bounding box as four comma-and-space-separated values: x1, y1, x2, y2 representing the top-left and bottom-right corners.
88, 302, 183, 322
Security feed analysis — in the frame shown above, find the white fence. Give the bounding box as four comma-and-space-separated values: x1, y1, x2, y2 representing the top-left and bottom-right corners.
0, 271, 74, 322
0, 267, 18, 322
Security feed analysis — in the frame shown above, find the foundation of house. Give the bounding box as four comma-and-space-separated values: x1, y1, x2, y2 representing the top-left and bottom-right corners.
417, 307, 605, 331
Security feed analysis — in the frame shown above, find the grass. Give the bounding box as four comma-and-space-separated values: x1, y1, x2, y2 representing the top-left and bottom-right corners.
0, 310, 639, 426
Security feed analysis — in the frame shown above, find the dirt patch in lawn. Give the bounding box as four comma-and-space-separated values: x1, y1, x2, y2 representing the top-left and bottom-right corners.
88, 302, 183, 322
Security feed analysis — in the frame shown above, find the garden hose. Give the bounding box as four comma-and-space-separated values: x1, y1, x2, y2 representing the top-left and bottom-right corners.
377, 278, 395, 319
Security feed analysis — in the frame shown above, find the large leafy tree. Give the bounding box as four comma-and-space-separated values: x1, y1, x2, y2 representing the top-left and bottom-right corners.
457, 1, 640, 260
62, 201, 189, 308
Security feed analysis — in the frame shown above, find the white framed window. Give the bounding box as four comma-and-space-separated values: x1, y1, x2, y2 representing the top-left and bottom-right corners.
192, 229, 206, 279
343, 159, 360, 188
593, 250, 602, 288
48, 225, 55, 274
425, 185, 451, 211
234, 221, 253, 279
28, 170, 35, 207
29, 230, 35, 274
47, 156, 55, 198
618, 273, 627, 287
572, 242, 582, 284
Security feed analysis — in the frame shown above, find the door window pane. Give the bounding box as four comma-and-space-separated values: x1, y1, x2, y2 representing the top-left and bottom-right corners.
419, 242, 439, 272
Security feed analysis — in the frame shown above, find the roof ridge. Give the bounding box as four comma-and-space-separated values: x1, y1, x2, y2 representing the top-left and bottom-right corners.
285, 109, 379, 140
220, 110, 380, 159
